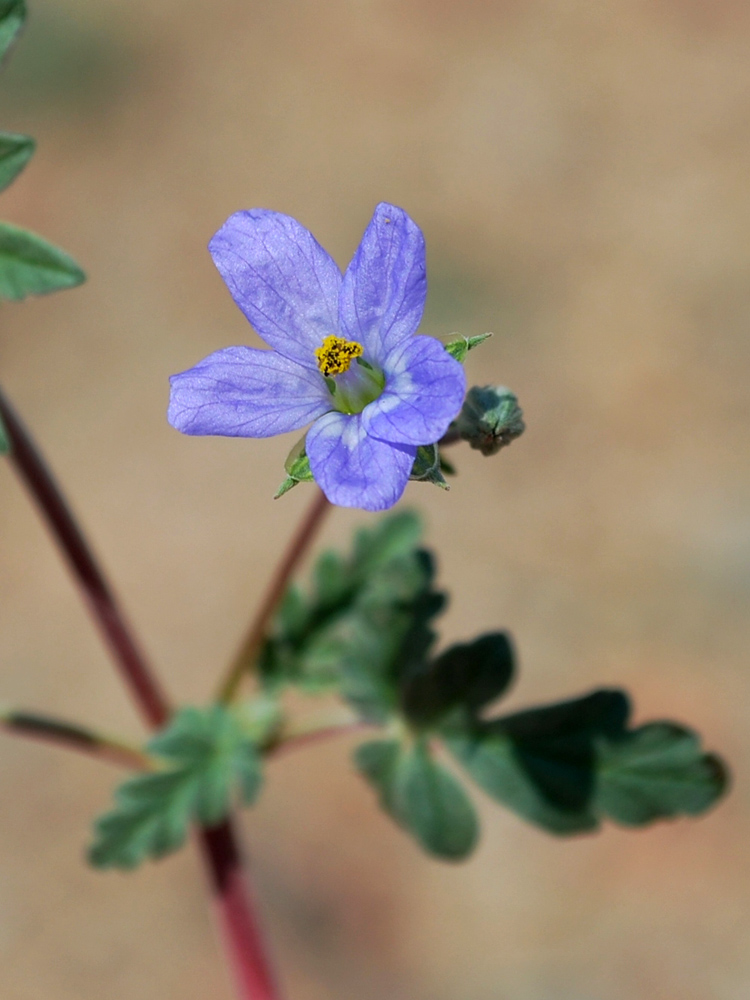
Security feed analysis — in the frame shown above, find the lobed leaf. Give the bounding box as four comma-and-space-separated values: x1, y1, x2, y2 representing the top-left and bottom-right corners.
402, 631, 515, 728
0, 132, 34, 192
89, 706, 263, 870
445, 689, 728, 835
259, 510, 442, 710
355, 738, 478, 859
0, 221, 85, 300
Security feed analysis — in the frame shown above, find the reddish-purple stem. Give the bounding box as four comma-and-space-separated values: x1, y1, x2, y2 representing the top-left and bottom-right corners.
0, 385, 281, 1000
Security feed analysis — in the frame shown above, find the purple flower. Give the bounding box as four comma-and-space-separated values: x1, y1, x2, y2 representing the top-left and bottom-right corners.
168, 203, 466, 512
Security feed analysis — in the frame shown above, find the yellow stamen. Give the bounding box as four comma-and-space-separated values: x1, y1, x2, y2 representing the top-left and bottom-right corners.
315, 335, 364, 376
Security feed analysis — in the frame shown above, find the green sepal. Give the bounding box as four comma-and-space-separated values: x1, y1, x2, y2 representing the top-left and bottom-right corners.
445, 689, 728, 835
0, 221, 85, 300
0, 0, 25, 66
275, 436, 315, 498
409, 443, 449, 489
402, 631, 515, 729
89, 705, 263, 870
355, 738, 479, 860
0, 132, 34, 192
443, 332, 492, 363
0, 412, 9, 454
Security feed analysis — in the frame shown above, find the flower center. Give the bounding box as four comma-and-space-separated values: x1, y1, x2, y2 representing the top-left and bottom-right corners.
315, 335, 364, 376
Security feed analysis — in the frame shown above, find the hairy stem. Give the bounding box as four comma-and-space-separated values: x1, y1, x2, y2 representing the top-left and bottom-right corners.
217, 488, 331, 704
0, 707, 154, 770
0, 384, 282, 1000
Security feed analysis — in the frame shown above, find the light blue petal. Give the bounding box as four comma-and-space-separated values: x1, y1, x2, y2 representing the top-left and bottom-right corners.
306, 411, 416, 511
362, 335, 466, 445
168, 346, 331, 437
209, 210, 342, 369
339, 203, 426, 363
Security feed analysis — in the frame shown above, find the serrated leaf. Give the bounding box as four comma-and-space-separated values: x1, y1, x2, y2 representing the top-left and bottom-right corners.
0, 132, 34, 192
445, 689, 728, 835
89, 706, 263, 870
402, 631, 515, 728
355, 738, 478, 859
0, 0, 25, 65
0, 222, 85, 300
0, 411, 9, 454
444, 332, 492, 363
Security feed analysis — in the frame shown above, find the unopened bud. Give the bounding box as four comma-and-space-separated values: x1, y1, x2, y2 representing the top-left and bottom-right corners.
452, 385, 525, 456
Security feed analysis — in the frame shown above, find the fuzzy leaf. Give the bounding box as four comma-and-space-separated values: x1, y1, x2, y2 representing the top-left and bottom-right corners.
0, 132, 34, 192
355, 738, 478, 859
0, 0, 24, 65
445, 689, 728, 835
89, 706, 263, 870
0, 221, 85, 300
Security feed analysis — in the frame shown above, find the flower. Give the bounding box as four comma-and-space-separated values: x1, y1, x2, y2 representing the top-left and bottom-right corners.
168, 202, 466, 511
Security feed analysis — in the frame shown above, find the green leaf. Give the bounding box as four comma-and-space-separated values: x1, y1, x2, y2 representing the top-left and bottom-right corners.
0, 221, 85, 300
259, 509, 439, 706
89, 706, 263, 870
402, 632, 515, 728
595, 723, 728, 825
0, 411, 9, 454
444, 332, 492, 363
409, 443, 449, 489
275, 436, 314, 497
0, 0, 25, 66
355, 738, 479, 859
0, 132, 34, 192
445, 689, 728, 835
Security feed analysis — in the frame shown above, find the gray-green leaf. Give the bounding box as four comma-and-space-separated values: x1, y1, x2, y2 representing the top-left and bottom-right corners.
89, 706, 263, 870
0, 132, 34, 192
0, 221, 85, 300
355, 738, 479, 860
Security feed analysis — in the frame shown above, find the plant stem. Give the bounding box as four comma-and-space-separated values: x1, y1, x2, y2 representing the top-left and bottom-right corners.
217, 488, 331, 704
0, 387, 170, 728
0, 383, 282, 1000
0, 707, 154, 770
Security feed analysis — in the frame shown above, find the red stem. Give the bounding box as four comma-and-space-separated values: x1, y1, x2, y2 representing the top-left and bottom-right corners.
0, 385, 281, 1000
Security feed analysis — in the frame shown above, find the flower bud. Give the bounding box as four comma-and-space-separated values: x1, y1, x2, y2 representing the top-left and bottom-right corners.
452, 385, 525, 456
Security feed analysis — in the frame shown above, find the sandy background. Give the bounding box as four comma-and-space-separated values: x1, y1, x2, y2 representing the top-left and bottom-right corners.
0, 0, 748, 997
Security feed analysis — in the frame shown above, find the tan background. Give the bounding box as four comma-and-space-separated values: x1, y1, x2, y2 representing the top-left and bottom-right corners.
0, 0, 748, 997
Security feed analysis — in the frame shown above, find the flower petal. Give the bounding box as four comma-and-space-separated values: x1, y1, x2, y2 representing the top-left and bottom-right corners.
168, 346, 331, 437
362, 335, 466, 445
306, 411, 416, 511
209, 210, 342, 368
339, 203, 426, 363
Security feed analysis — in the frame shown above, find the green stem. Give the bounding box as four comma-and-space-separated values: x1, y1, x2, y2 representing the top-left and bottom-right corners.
217, 488, 331, 704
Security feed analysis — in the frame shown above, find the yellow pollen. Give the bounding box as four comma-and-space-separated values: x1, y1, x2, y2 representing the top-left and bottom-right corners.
315, 335, 364, 376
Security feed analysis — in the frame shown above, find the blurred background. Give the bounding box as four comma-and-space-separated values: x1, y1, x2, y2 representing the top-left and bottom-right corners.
0, 0, 748, 997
